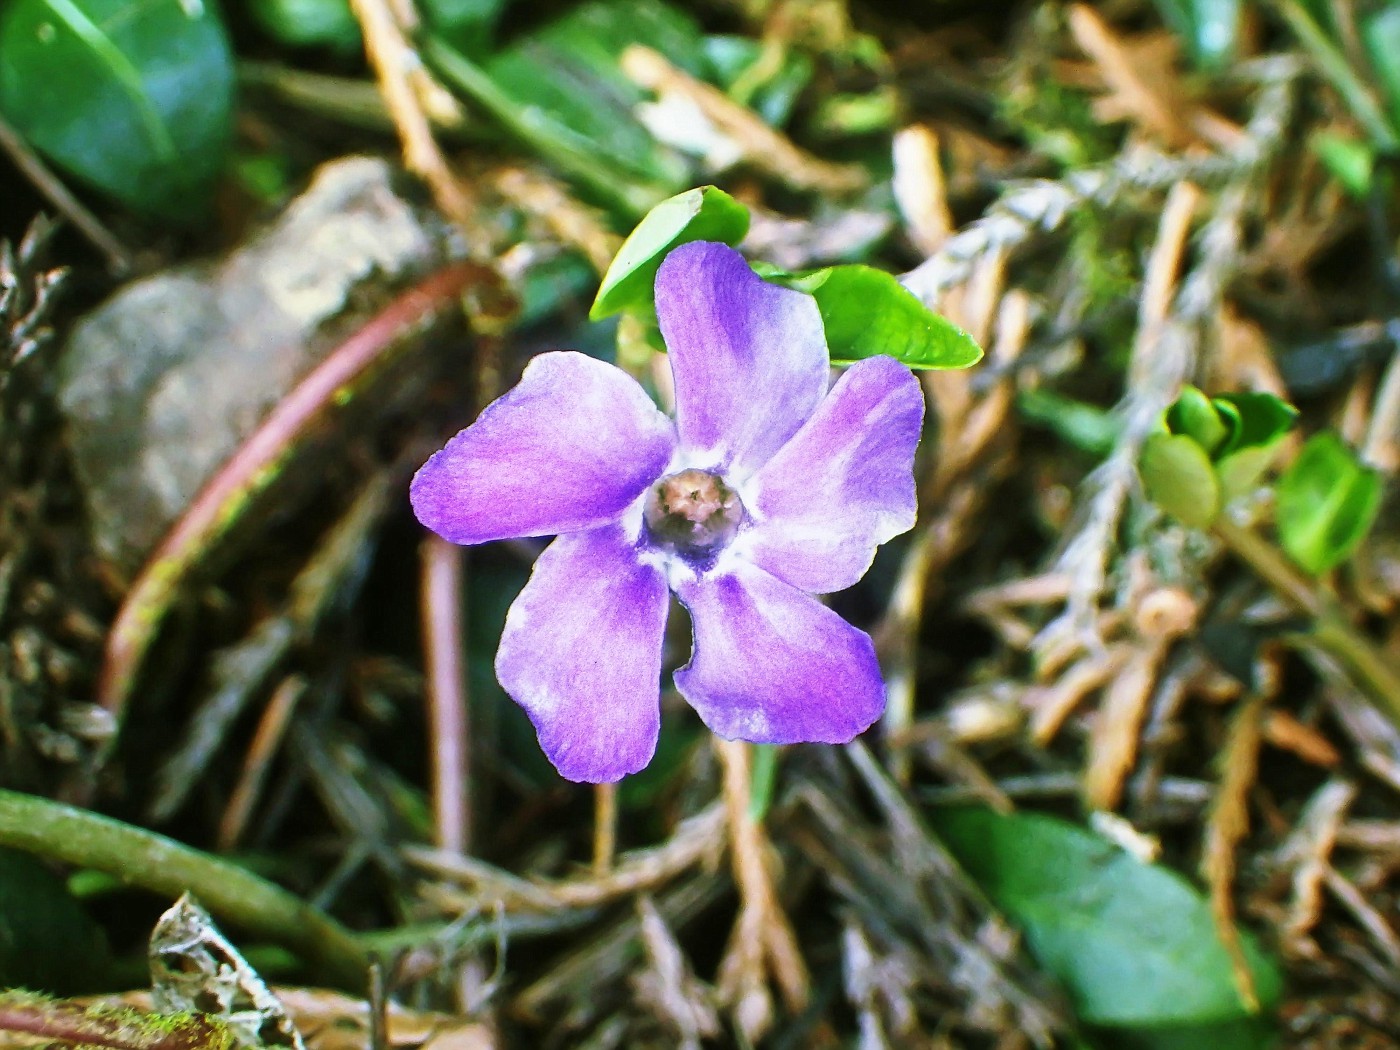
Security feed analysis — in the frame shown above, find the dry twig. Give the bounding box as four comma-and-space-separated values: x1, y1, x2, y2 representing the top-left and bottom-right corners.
1202, 695, 1266, 1012
713, 739, 809, 1042
348, 0, 474, 230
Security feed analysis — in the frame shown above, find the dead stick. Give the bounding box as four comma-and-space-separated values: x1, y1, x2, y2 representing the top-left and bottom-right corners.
422, 535, 471, 855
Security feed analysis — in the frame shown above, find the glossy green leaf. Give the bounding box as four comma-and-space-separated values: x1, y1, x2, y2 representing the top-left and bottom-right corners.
1140, 432, 1221, 528
787, 265, 983, 369
0, 0, 235, 220
590, 186, 750, 319
1166, 386, 1229, 455
0, 848, 110, 992
931, 807, 1283, 1029
1277, 432, 1382, 574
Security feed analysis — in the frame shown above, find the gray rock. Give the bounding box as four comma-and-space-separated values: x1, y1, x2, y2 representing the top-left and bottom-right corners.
58, 157, 444, 576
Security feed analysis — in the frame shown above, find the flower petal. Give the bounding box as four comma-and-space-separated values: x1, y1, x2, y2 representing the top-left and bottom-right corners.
496, 524, 670, 782
741, 356, 923, 593
674, 563, 884, 744
411, 351, 675, 544
656, 242, 828, 477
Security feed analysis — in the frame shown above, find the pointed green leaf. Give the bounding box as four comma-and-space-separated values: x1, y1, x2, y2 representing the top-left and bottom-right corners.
0, 0, 235, 220
778, 265, 982, 370
931, 806, 1283, 1028
1277, 432, 1382, 574
1141, 432, 1221, 528
590, 186, 750, 319
1166, 386, 1229, 454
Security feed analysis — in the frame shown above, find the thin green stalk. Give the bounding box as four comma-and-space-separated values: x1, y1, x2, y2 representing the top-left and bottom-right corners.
1213, 516, 1400, 725
748, 744, 780, 822
0, 790, 368, 990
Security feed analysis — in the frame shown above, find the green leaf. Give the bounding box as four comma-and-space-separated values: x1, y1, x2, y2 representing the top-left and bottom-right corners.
1097, 1017, 1277, 1050
1211, 392, 1298, 457
422, 0, 505, 52
1166, 386, 1229, 455
1362, 4, 1400, 130
0, 848, 110, 992
783, 265, 983, 370
931, 807, 1284, 1029
1277, 432, 1382, 574
1215, 445, 1282, 507
1141, 432, 1221, 528
248, 0, 360, 51
1017, 389, 1120, 456
590, 186, 750, 320
1311, 131, 1376, 199
477, 0, 703, 205
1151, 0, 1241, 69
0, 0, 235, 220
1210, 391, 1296, 502
702, 35, 812, 127
748, 744, 780, 821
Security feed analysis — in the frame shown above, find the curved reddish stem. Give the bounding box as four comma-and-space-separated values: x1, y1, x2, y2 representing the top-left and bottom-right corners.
95, 262, 498, 760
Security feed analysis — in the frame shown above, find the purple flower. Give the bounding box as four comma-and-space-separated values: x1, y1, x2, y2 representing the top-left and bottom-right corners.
411, 242, 924, 782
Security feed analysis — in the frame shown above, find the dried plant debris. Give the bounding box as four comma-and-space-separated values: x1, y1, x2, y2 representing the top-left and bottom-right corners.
7, 1, 1400, 1047
149, 896, 306, 1050
0, 216, 107, 786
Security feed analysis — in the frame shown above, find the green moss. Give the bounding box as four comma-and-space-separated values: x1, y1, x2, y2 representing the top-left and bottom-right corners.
0, 991, 237, 1050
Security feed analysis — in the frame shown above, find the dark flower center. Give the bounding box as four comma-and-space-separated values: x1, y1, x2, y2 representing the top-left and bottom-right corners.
643, 469, 744, 557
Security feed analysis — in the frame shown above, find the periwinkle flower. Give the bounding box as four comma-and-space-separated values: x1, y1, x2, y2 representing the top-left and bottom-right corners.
411, 242, 924, 782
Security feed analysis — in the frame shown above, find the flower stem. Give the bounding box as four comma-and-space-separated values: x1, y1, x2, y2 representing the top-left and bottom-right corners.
0, 790, 369, 990
1212, 516, 1400, 725
592, 783, 617, 876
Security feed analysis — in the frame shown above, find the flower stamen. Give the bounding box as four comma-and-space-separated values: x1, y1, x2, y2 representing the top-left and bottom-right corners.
643, 468, 744, 557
